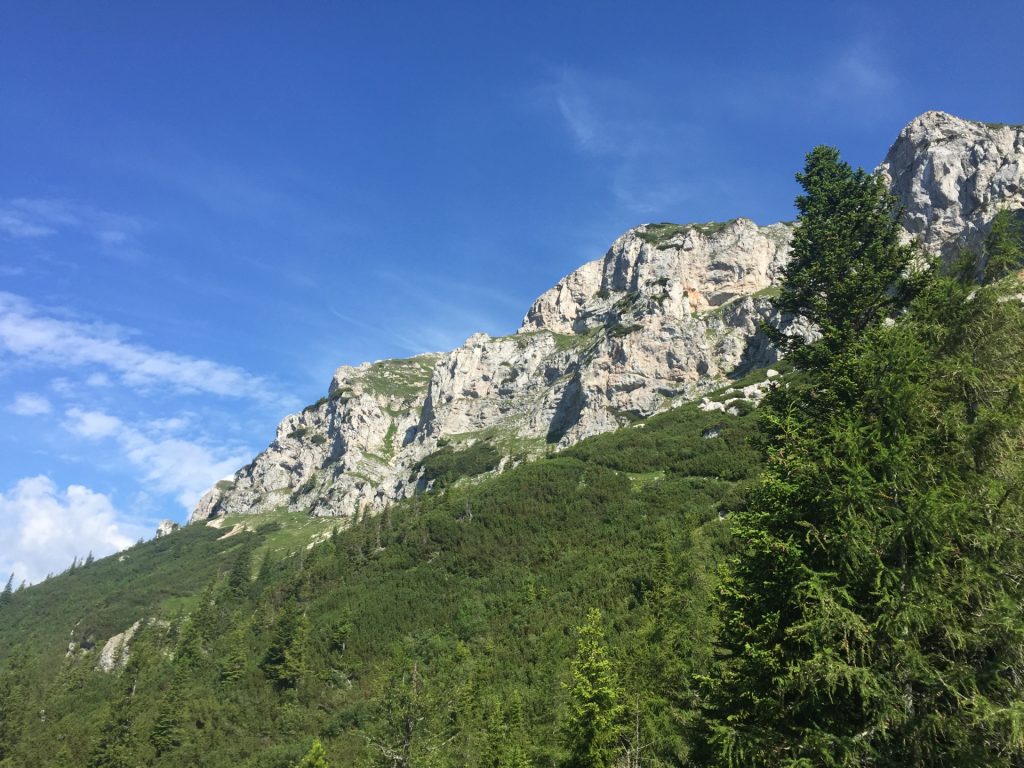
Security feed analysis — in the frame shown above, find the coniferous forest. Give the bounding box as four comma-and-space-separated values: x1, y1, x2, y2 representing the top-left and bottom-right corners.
2, 147, 1024, 767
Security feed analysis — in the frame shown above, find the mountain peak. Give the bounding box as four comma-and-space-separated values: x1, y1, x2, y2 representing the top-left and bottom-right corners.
879, 112, 1024, 259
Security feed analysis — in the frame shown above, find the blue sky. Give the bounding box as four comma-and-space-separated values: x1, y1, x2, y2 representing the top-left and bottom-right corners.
1, 1, 1021, 582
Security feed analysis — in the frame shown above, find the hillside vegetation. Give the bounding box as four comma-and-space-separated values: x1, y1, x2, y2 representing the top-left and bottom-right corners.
0, 394, 760, 767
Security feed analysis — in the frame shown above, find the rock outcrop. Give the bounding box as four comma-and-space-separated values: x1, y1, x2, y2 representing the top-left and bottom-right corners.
190, 111, 1024, 525
879, 111, 1024, 261
97, 620, 142, 673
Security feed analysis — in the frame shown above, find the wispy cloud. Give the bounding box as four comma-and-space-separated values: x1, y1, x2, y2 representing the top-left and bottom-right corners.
333, 269, 526, 356
8, 392, 52, 416
540, 69, 706, 216
818, 38, 897, 106
0, 198, 144, 250
0, 476, 148, 585
63, 407, 250, 511
0, 292, 279, 401
554, 73, 617, 155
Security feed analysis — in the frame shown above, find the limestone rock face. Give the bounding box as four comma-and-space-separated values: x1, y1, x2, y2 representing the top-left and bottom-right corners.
878, 111, 1024, 260
97, 620, 142, 673
190, 220, 796, 524
189, 111, 1024, 525
523, 219, 792, 333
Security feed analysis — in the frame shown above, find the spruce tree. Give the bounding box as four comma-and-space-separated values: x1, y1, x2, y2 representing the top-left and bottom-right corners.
227, 541, 254, 596
983, 208, 1024, 282
294, 737, 330, 768
149, 668, 185, 756
563, 608, 624, 768
771, 145, 924, 367
220, 625, 248, 683
498, 691, 531, 768
701, 148, 1024, 767
0, 574, 13, 608
262, 606, 310, 689
88, 674, 137, 768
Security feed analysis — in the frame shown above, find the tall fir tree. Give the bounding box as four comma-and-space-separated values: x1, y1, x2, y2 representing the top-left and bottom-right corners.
87, 673, 137, 768
149, 666, 186, 757
770, 145, 924, 368
563, 609, 624, 768
294, 737, 330, 768
702, 149, 1024, 767
982, 208, 1024, 282
0, 573, 13, 608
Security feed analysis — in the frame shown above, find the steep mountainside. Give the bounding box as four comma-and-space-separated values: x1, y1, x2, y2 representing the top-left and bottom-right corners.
191, 111, 1024, 524
191, 219, 795, 522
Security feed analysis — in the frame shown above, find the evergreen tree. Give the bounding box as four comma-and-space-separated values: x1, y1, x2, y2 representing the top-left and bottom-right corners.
262, 606, 310, 689
771, 145, 924, 366
220, 625, 249, 683
498, 690, 531, 768
0, 662, 25, 762
294, 737, 330, 768
88, 673, 137, 768
149, 669, 185, 757
365, 657, 436, 768
563, 609, 624, 768
983, 208, 1024, 282
0, 573, 13, 608
227, 540, 254, 596
702, 153, 1024, 765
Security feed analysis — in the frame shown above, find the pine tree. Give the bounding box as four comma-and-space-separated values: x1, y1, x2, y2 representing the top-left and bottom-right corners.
983, 208, 1024, 282
498, 690, 531, 768
0, 662, 25, 761
262, 606, 310, 689
88, 673, 137, 768
563, 609, 624, 768
294, 737, 330, 767
227, 541, 254, 596
149, 668, 185, 756
701, 151, 1024, 766
771, 145, 924, 367
0, 574, 13, 608
220, 625, 249, 684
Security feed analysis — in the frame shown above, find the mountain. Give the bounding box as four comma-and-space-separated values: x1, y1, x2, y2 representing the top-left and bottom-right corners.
191, 110, 1024, 526
1, 110, 1022, 768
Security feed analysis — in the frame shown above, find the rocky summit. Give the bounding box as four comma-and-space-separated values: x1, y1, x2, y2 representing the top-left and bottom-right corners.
190, 112, 1024, 524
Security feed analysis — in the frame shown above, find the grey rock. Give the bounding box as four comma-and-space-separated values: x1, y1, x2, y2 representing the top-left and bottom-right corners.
878, 111, 1024, 262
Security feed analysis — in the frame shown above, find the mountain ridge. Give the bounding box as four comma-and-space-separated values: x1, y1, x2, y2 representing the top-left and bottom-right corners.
189, 111, 1024, 525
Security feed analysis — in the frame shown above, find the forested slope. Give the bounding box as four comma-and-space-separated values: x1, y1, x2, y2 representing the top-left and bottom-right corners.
0, 394, 760, 767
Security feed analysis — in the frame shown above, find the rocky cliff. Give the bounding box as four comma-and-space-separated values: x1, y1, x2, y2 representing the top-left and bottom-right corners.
879, 111, 1024, 261
190, 111, 1024, 524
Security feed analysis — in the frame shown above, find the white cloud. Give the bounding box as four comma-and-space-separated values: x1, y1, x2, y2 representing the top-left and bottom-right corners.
0, 476, 147, 585
63, 407, 250, 511
147, 416, 189, 433
0, 292, 278, 401
64, 407, 123, 439
8, 392, 52, 416
0, 198, 141, 246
